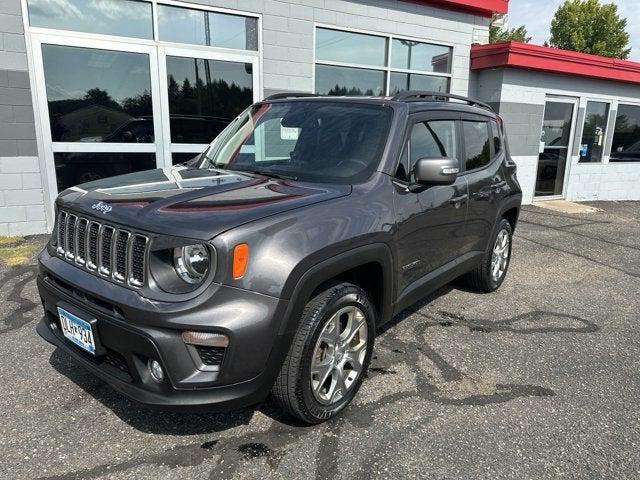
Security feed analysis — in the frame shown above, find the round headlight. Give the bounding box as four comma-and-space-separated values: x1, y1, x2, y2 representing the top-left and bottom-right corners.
173, 244, 210, 284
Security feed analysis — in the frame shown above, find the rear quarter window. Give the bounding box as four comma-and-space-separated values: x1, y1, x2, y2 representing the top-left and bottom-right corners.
463, 120, 490, 170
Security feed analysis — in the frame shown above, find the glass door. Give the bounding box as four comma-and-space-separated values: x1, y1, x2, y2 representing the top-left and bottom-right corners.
158, 46, 260, 166
30, 33, 163, 196
535, 99, 577, 198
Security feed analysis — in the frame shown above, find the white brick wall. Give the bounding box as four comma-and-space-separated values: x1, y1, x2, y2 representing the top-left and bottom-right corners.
0, 156, 46, 235
511, 155, 538, 204
189, 0, 489, 96
475, 68, 640, 204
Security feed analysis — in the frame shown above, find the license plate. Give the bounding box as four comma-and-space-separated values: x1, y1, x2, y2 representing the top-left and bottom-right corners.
57, 307, 96, 355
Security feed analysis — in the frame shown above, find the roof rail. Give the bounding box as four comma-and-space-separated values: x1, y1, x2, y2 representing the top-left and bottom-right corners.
391, 91, 493, 112
264, 92, 318, 101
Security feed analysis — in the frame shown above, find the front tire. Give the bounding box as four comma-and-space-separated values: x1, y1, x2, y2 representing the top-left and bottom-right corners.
272, 282, 375, 424
465, 218, 513, 292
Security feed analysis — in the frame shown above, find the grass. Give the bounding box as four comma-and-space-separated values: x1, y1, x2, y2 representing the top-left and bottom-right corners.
0, 245, 36, 267
0, 236, 38, 267
0, 236, 19, 247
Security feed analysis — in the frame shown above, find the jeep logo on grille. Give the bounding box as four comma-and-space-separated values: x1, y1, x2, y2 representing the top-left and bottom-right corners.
91, 201, 112, 214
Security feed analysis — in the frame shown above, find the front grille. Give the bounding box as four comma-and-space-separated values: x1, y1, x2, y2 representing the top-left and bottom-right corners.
99, 226, 114, 275
76, 218, 88, 265
87, 222, 100, 269
113, 230, 129, 282
130, 235, 147, 287
55, 210, 149, 289
195, 345, 226, 366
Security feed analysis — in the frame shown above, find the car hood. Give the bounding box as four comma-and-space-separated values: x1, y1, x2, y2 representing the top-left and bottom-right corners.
57, 166, 351, 240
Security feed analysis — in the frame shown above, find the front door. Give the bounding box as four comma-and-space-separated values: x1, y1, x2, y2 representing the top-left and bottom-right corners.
393, 112, 468, 296
535, 99, 577, 198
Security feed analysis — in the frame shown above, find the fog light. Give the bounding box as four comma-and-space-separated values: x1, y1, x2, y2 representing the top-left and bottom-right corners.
182, 331, 229, 347
148, 359, 164, 383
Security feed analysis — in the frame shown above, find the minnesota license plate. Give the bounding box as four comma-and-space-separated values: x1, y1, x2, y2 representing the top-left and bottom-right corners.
57, 307, 96, 355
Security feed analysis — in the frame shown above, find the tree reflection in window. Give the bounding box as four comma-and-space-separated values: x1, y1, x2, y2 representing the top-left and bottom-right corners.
43, 45, 154, 143
166, 56, 254, 143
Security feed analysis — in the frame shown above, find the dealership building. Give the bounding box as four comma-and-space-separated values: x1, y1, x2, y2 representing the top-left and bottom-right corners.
0, 0, 639, 235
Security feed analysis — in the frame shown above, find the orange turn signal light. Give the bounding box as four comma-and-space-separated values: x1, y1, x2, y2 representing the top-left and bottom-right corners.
232, 243, 249, 279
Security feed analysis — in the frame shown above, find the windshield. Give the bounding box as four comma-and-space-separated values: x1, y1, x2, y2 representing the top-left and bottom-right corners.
198, 101, 393, 184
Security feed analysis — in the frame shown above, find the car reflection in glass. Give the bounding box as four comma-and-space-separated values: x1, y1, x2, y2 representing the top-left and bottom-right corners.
56, 115, 232, 191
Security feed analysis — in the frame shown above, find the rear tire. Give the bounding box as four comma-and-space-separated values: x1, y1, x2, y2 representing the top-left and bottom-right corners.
465, 218, 513, 292
272, 282, 375, 424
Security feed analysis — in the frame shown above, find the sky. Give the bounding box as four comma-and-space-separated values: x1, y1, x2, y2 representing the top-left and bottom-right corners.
506, 0, 640, 61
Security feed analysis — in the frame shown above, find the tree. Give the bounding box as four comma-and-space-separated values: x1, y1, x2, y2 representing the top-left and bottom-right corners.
489, 15, 531, 43
550, 0, 631, 59
84, 88, 119, 110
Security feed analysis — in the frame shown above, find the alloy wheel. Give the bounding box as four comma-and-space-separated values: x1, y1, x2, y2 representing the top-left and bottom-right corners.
491, 228, 510, 282
310, 306, 368, 405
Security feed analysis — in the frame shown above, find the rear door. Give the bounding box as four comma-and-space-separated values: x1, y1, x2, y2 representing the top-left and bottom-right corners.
393, 110, 468, 295
460, 114, 507, 254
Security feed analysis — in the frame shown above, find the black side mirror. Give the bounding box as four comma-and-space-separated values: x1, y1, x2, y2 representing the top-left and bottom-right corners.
413, 157, 459, 187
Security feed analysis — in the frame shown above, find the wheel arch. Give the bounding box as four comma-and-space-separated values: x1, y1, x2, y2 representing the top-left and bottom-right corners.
277, 243, 394, 336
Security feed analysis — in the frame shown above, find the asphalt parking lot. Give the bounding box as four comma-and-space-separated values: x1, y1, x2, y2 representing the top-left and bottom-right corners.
1, 201, 639, 479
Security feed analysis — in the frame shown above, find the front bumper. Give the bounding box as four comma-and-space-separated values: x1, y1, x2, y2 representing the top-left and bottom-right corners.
36, 249, 291, 410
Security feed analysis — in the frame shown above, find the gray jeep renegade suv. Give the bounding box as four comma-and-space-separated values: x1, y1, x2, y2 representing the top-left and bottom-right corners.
37, 91, 522, 423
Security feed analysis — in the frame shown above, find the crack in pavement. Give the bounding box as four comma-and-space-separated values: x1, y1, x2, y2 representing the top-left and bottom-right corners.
34, 306, 597, 480
0, 265, 39, 335
519, 219, 640, 252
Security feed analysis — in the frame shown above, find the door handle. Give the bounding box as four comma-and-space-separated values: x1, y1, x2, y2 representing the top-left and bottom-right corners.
450, 194, 468, 205
491, 181, 507, 191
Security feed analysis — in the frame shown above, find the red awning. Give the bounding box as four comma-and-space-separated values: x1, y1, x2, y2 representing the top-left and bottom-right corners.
414, 0, 508, 17
471, 41, 640, 85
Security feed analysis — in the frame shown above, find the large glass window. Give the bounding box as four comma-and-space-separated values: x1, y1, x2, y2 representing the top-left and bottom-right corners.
166, 56, 253, 143
158, 5, 258, 50
578, 101, 609, 163
28, 1, 261, 200
27, 0, 153, 39
611, 104, 640, 162
391, 39, 452, 73
42, 45, 154, 143
389, 73, 449, 95
463, 121, 490, 171
315, 29, 388, 66
315, 28, 452, 96
315, 65, 385, 96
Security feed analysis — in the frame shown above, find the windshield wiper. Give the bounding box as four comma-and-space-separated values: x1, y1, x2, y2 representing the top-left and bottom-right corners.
244, 169, 298, 181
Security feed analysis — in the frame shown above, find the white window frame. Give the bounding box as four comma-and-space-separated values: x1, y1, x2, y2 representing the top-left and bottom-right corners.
29, 32, 164, 210
535, 95, 580, 200
313, 24, 454, 96
21, 0, 263, 230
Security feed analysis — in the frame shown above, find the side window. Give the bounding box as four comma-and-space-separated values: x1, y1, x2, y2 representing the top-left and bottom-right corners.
490, 119, 502, 156
462, 120, 491, 170
397, 120, 456, 182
